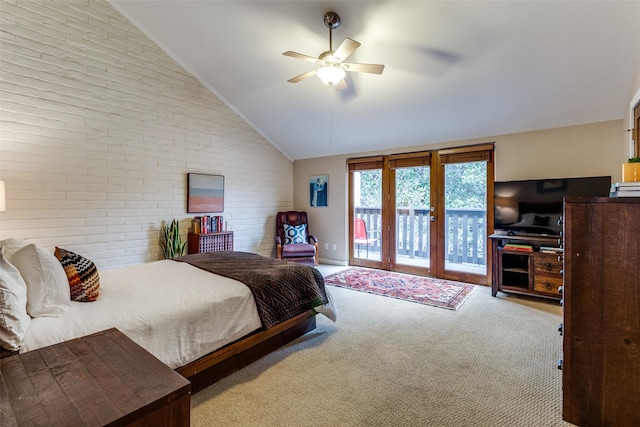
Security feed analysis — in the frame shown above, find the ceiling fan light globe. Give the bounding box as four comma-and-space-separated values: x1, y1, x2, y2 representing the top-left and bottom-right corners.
317, 65, 346, 86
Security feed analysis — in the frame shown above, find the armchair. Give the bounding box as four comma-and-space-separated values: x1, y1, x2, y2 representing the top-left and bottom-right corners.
275, 211, 318, 266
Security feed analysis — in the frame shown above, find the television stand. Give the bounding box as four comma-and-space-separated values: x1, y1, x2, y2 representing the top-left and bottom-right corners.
490, 234, 562, 300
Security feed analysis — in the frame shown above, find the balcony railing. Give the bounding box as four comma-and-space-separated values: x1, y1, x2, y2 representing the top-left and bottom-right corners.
355, 207, 486, 267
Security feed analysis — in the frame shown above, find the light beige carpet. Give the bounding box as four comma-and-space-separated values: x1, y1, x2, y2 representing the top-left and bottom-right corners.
191, 274, 574, 426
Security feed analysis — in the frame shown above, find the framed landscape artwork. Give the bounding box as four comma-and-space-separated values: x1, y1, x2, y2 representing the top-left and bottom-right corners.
187, 173, 224, 213
310, 175, 328, 207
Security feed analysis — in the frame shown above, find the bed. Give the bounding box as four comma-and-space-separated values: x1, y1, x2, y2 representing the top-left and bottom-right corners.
0, 240, 336, 393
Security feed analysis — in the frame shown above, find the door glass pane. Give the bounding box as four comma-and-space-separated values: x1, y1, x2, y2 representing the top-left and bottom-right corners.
353, 169, 382, 261
444, 161, 487, 274
395, 165, 430, 268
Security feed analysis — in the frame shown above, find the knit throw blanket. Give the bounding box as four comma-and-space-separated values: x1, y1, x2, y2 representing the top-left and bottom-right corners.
174, 251, 328, 329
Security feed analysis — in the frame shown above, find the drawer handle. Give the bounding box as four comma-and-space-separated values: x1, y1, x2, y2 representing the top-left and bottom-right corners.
545, 282, 553, 290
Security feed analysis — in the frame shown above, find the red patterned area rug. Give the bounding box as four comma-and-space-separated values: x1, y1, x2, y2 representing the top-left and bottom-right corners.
323, 268, 476, 310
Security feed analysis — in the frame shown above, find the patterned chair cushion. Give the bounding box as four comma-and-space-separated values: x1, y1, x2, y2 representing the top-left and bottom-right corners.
54, 247, 100, 302
283, 224, 307, 245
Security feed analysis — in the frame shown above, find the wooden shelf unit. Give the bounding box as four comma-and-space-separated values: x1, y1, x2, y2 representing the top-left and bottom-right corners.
490, 234, 563, 300
188, 231, 234, 254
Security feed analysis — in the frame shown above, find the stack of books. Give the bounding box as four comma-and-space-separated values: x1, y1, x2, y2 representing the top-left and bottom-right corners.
610, 182, 640, 198
503, 243, 533, 252
193, 215, 224, 234
540, 246, 564, 254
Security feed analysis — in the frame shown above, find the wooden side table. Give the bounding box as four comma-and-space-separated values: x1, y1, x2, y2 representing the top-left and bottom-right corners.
0, 328, 191, 426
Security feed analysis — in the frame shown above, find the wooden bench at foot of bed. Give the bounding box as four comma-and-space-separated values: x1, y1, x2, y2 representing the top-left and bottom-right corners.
177, 310, 317, 393
1, 328, 191, 427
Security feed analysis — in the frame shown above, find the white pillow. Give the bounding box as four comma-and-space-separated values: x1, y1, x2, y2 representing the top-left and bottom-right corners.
0, 249, 31, 351
0, 238, 30, 260
9, 244, 70, 318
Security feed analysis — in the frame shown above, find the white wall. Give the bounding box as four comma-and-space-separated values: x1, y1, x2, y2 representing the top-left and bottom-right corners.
295, 120, 626, 264
494, 120, 626, 181
627, 53, 640, 157
0, 0, 293, 269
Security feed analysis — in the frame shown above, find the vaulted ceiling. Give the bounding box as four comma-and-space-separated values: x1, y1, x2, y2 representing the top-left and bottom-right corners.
110, 1, 640, 160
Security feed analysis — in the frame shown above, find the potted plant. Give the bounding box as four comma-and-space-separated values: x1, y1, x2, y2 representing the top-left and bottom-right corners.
622, 156, 640, 182
160, 219, 186, 259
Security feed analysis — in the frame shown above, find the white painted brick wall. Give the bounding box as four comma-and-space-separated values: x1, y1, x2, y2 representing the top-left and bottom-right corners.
0, 0, 293, 269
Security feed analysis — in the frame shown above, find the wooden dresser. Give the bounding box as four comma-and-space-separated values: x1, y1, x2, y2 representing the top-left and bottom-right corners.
562, 197, 640, 426
0, 328, 191, 426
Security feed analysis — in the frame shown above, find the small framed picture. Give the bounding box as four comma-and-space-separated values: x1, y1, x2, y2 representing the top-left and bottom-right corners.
187, 173, 224, 213
310, 175, 328, 207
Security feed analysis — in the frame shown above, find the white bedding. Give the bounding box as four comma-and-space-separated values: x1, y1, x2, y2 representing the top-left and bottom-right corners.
21, 260, 263, 369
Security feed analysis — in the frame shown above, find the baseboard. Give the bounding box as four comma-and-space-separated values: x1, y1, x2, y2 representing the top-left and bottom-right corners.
317, 258, 348, 266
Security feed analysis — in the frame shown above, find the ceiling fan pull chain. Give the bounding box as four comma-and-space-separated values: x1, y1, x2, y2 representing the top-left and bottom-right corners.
329, 85, 335, 145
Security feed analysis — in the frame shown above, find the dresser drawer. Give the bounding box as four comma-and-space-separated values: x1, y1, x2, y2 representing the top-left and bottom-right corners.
534, 274, 563, 294
533, 253, 562, 274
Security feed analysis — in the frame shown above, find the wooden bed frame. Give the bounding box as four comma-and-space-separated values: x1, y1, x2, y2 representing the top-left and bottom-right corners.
1, 318, 319, 426
1, 310, 318, 394
177, 310, 316, 393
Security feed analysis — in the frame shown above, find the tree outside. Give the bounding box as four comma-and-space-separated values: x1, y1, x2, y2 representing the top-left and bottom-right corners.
357, 162, 486, 210
353, 161, 487, 270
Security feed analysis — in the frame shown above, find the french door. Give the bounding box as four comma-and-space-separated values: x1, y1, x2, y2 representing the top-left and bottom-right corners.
349, 145, 493, 284
389, 153, 434, 276
349, 157, 386, 269
634, 100, 639, 157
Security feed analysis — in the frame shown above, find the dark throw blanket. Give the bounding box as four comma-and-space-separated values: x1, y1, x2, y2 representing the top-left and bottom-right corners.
174, 251, 328, 329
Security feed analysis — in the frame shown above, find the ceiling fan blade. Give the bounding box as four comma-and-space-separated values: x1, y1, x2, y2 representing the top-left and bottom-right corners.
283, 51, 319, 64
344, 62, 385, 74
287, 69, 317, 83
334, 38, 360, 61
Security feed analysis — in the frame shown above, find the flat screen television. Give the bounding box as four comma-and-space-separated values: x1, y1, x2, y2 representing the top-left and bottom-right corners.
494, 176, 611, 237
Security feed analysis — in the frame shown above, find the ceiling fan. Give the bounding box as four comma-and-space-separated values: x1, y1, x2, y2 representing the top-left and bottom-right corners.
283, 12, 384, 87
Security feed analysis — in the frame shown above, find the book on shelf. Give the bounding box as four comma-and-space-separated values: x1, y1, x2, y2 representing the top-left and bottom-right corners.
610, 190, 640, 198
503, 243, 533, 252
611, 181, 640, 188
192, 215, 224, 234
610, 182, 640, 197
540, 246, 564, 254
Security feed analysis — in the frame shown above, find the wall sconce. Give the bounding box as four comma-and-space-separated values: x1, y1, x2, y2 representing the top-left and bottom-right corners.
0, 180, 5, 212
